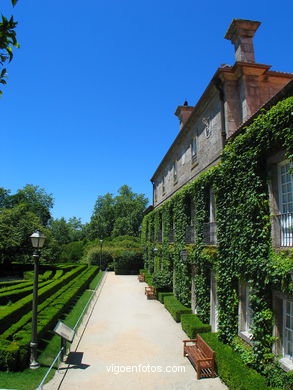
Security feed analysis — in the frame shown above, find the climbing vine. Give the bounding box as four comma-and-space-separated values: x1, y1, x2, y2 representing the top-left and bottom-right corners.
142, 96, 293, 368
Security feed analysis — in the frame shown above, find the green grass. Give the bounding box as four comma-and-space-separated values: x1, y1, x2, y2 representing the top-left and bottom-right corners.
0, 271, 104, 390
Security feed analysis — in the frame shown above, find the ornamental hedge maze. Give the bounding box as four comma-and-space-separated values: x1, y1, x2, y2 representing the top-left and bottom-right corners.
0, 263, 98, 371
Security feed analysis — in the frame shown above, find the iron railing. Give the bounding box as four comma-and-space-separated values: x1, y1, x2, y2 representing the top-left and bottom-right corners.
272, 212, 293, 247
203, 222, 217, 245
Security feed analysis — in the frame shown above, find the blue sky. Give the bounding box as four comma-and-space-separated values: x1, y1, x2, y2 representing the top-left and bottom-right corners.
0, 0, 292, 223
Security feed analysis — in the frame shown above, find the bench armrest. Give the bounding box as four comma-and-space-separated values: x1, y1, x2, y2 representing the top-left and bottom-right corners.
197, 357, 213, 362
183, 339, 197, 345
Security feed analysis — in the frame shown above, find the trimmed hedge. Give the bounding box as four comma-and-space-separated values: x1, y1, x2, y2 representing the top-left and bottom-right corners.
164, 295, 191, 322
201, 333, 281, 390
0, 266, 99, 371
181, 313, 211, 338
157, 291, 173, 303
114, 250, 143, 275
0, 280, 52, 305
0, 265, 86, 334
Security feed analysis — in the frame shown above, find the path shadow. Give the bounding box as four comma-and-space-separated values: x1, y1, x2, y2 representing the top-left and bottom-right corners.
61, 352, 90, 370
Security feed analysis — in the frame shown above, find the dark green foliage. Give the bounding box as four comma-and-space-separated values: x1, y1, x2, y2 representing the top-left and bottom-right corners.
0, 265, 98, 371
164, 295, 191, 322
201, 333, 279, 390
114, 250, 143, 275
60, 240, 86, 263
181, 313, 211, 338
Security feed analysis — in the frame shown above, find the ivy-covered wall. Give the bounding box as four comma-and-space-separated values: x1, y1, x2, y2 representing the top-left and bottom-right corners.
142, 96, 293, 366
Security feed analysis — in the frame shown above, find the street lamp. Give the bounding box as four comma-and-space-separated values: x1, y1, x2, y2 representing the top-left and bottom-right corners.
29, 230, 46, 369
99, 239, 103, 271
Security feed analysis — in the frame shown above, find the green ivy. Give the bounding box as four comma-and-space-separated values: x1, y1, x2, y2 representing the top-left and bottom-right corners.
142, 96, 293, 372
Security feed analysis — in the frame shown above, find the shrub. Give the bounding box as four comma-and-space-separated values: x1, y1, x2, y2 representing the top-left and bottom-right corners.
60, 240, 86, 263
201, 333, 279, 390
181, 314, 211, 338
87, 247, 112, 270
152, 269, 173, 290
157, 291, 173, 303
114, 250, 143, 275
164, 295, 191, 322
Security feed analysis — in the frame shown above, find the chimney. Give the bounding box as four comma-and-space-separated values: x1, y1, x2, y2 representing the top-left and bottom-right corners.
175, 101, 193, 130
225, 19, 261, 63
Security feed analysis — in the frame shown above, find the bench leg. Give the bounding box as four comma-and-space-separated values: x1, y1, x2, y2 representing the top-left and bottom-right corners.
196, 362, 201, 380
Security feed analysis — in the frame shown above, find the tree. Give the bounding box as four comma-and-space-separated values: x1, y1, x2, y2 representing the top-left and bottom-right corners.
0, 1, 19, 94
89, 185, 148, 239
0, 204, 42, 265
9, 184, 54, 225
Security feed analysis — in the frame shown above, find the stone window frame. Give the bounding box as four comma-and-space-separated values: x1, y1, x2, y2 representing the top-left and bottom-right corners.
273, 290, 293, 372
268, 152, 293, 248
238, 281, 254, 345
173, 160, 178, 185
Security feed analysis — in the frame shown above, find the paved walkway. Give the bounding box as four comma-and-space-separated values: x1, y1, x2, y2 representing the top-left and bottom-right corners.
44, 272, 227, 390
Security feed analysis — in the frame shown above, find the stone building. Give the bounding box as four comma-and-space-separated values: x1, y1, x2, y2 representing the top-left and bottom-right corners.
151, 19, 292, 208
144, 19, 293, 373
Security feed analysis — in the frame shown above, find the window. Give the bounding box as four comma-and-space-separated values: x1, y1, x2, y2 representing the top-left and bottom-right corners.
278, 161, 293, 246
173, 161, 178, 184
162, 176, 165, 195
239, 282, 253, 344
191, 136, 197, 164
154, 186, 157, 203
283, 299, 293, 360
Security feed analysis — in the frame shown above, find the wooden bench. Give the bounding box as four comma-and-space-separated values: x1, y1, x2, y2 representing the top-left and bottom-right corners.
138, 273, 145, 282
183, 334, 216, 379
145, 286, 156, 299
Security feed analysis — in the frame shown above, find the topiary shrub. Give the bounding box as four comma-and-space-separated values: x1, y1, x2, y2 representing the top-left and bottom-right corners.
181, 313, 211, 338
157, 291, 173, 303
164, 295, 191, 322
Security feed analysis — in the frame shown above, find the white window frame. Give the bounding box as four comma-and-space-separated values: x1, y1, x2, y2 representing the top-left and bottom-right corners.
277, 160, 293, 247
239, 282, 254, 344
191, 136, 197, 163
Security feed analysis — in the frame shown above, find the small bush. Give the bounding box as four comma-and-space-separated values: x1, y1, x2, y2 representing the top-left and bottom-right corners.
181, 313, 211, 338
60, 241, 86, 263
201, 333, 279, 390
164, 296, 191, 322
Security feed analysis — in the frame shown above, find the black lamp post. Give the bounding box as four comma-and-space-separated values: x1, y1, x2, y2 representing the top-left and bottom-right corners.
29, 230, 46, 369
99, 239, 103, 271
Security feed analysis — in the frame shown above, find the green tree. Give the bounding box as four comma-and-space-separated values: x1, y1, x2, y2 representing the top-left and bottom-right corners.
9, 184, 54, 225
0, 1, 19, 94
0, 204, 42, 265
89, 185, 148, 239
48, 217, 71, 245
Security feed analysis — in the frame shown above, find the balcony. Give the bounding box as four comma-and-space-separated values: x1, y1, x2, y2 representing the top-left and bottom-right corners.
272, 213, 293, 247
203, 222, 217, 245
185, 225, 195, 244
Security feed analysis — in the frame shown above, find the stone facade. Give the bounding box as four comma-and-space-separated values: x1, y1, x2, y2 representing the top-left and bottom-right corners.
151, 19, 293, 208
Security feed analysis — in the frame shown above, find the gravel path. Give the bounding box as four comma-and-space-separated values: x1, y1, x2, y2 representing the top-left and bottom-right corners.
44, 272, 228, 390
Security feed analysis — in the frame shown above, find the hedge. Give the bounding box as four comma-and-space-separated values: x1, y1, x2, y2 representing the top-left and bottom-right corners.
164, 295, 191, 322
181, 313, 211, 338
114, 250, 143, 275
157, 291, 173, 303
0, 265, 86, 334
0, 280, 33, 294
201, 333, 281, 390
0, 279, 52, 305
0, 266, 98, 371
